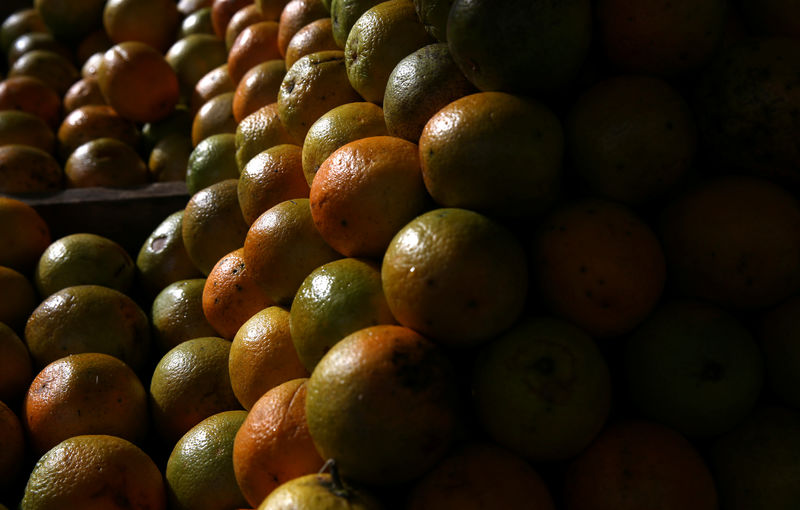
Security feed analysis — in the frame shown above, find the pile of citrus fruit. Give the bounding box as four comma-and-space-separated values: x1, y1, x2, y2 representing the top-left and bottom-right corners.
1, 0, 800, 508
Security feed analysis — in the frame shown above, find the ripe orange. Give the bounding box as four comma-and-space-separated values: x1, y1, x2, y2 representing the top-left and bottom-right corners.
0, 196, 51, 274
276, 0, 328, 57
0, 145, 62, 194
7, 31, 72, 68
256, 0, 292, 21
25, 284, 151, 372
227, 21, 282, 85
150, 336, 242, 444
64, 137, 149, 188
381, 208, 528, 347
305, 325, 459, 485
151, 278, 219, 353
563, 420, 718, 510
229, 306, 309, 410
191, 63, 236, 114
166, 33, 229, 103
0, 75, 62, 130
57, 104, 139, 161
234, 102, 295, 171
309, 135, 430, 258
102, 0, 180, 53
257, 471, 382, 509
233, 378, 324, 507
0, 322, 33, 404
289, 257, 396, 372
182, 178, 250, 276
8, 49, 80, 97
284, 17, 338, 70
192, 91, 238, 146
202, 247, 277, 339
212, 0, 253, 38
23, 352, 149, 455
226, 4, 266, 49
0, 266, 37, 334
232, 59, 286, 123
97, 41, 180, 123
20, 434, 166, 509
243, 198, 342, 305
419, 91, 563, 219
407, 442, 556, 510
530, 198, 666, 338
237, 143, 310, 225
63, 77, 107, 113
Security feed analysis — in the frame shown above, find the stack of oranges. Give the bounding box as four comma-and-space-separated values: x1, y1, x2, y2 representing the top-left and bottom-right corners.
2, 0, 800, 509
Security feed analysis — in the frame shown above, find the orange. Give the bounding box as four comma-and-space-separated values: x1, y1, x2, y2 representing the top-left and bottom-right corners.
166, 34, 229, 103
0, 75, 62, 130
284, 18, 338, 70
472, 316, 612, 462
0, 266, 37, 333
212, 0, 253, 38
232, 378, 324, 507
232, 59, 286, 123
150, 336, 242, 444
148, 133, 193, 182
0, 109, 55, 154
243, 198, 342, 305
383, 42, 476, 143
289, 257, 396, 372
34, 232, 135, 298
166, 410, 250, 510
0, 322, 33, 404
102, 0, 180, 53
407, 442, 555, 509
278, 50, 363, 143
329, 0, 383, 49
191, 63, 235, 115
7, 32, 72, 67
229, 306, 309, 409
8, 49, 80, 97
82, 53, 104, 77
234, 102, 295, 171
75, 28, 113, 65
25, 284, 151, 372
20, 434, 166, 509
412, 0, 451, 42
33, 0, 106, 42
0, 196, 51, 274
57, 104, 139, 161
257, 471, 382, 509
226, 4, 266, 49
256, 0, 292, 21
202, 247, 277, 339
563, 420, 718, 510
63, 77, 107, 113
659, 175, 800, 310
136, 209, 204, 300
180, 0, 214, 15
344, 0, 433, 103
97, 41, 180, 123
446, 0, 592, 94
0, 8, 47, 54
305, 324, 459, 485
141, 105, 193, 155
0, 144, 62, 194
300, 101, 387, 186
180, 6, 215, 38
151, 278, 219, 353
23, 352, 148, 455
419, 91, 562, 219
227, 21, 282, 85
182, 178, 250, 276
566, 74, 697, 205
64, 137, 149, 188
186, 133, 240, 194
596, 0, 727, 77
192, 91, 238, 146
309, 135, 430, 258
276, 0, 329, 57
381, 208, 528, 347
0, 399, 25, 493
530, 198, 666, 338
237, 143, 310, 225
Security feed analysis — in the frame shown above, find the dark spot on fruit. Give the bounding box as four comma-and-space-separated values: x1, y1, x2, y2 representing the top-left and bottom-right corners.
214, 298, 220, 304
283, 79, 295, 94
235, 284, 243, 291
150, 235, 167, 252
